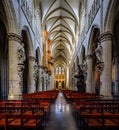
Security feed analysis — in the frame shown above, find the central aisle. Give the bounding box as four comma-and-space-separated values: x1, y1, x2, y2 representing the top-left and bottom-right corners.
44, 92, 79, 130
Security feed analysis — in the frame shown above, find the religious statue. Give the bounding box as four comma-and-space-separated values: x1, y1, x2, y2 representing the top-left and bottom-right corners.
33, 62, 38, 81
95, 44, 103, 63
95, 44, 104, 74
17, 44, 26, 78
74, 65, 86, 92
18, 44, 26, 64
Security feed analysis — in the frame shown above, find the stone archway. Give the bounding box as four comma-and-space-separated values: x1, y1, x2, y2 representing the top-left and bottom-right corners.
87, 27, 101, 94
0, 0, 23, 100
21, 28, 35, 93
0, 0, 14, 99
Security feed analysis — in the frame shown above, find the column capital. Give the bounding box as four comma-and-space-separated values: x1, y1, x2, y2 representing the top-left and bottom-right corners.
99, 31, 112, 43
8, 33, 22, 43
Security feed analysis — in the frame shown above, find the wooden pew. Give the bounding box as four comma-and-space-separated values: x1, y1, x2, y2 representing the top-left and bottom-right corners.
76, 103, 119, 130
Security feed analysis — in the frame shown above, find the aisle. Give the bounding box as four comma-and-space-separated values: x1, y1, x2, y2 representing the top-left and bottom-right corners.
44, 92, 79, 130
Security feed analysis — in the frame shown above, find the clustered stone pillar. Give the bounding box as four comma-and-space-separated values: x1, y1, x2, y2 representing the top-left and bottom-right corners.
99, 32, 112, 96
8, 33, 22, 100
86, 54, 94, 93
27, 56, 36, 93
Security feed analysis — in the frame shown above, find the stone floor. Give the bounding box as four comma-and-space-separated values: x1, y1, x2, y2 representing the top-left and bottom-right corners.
44, 92, 79, 130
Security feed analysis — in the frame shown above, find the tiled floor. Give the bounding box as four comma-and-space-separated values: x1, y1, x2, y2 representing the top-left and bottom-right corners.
44, 92, 79, 130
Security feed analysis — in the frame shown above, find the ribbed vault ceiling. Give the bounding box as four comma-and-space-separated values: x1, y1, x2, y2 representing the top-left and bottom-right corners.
40, 0, 80, 68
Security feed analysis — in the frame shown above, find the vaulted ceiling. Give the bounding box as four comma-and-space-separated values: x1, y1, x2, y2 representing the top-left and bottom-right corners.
40, 0, 80, 68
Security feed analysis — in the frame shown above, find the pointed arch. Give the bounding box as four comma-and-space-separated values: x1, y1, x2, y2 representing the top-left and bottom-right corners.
87, 25, 100, 54
21, 26, 34, 56
2, 0, 18, 33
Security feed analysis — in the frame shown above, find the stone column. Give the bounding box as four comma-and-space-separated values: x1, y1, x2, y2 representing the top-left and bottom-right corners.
37, 66, 42, 91
49, 67, 53, 90
99, 32, 112, 96
86, 54, 94, 93
8, 33, 23, 100
40, 70, 44, 91
45, 73, 48, 90
50, 66, 56, 90
27, 56, 36, 93
66, 65, 69, 89
42, 70, 46, 91
52, 68, 55, 90
47, 75, 51, 90
113, 56, 119, 95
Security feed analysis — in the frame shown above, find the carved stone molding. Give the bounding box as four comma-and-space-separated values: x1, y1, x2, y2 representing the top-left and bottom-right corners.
80, 63, 87, 80
95, 44, 103, 63
8, 33, 22, 43
18, 44, 26, 64
17, 63, 25, 78
99, 31, 112, 43
33, 62, 38, 81
80, 63, 87, 73
96, 62, 104, 74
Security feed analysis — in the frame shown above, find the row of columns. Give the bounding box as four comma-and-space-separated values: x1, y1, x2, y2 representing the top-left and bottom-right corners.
8, 33, 51, 100
86, 31, 113, 96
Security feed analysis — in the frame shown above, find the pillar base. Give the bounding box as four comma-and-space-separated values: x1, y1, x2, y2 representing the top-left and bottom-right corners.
100, 87, 112, 97
8, 94, 22, 100
101, 95, 113, 99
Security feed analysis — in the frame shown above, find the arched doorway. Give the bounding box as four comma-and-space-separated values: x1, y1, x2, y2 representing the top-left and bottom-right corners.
0, 19, 8, 99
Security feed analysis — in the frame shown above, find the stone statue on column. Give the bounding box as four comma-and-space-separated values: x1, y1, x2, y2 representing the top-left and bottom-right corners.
18, 43, 26, 64
17, 43, 26, 78
95, 43, 103, 63
95, 43, 104, 74
74, 65, 86, 92
80, 60, 87, 80
33, 62, 38, 81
